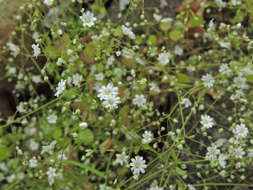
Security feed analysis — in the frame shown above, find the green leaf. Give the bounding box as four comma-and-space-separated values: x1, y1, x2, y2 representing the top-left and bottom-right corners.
190, 15, 204, 27
0, 146, 11, 161
63, 88, 79, 100
148, 35, 157, 45
175, 167, 187, 176
53, 128, 62, 140
245, 75, 253, 83
44, 46, 61, 59
160, 21, 172, 31
63, 160, 106, 179
231, 9, 245, 24
169, 30, 184, 41
177, 73, 193, 83
76, 129, 94, 145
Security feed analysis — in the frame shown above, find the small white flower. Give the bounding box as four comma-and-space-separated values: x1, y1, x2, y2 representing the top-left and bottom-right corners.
102, 96, 121, 110
188, 185, 196, 190
122, 25, 135, 39
215, 0, 226, 7
132, 94, 147, 108
41, 141, 57, 155
247, 149, 253, 157
32, 32, 40, 40
230, 90, 245, 100
115, 152, 129, 166
56, 58, 65, 66
32, 44, 41, 58
158, 52, 171, 65
181, 98, 192, 108
218, 41, 231, 49
95, 73, 105, 81
57, 152, 67, 160
107, 56, 115, 65
46, 167, 61, 186
149, 82, 160, 93
119, 0, 130, 11
231, 0, 241, 6
206, 145, 220, 161
97, 83, 119, 101
174, 46, 183, 55
80, 10, 97, 27
233, 76, 248, 89
6, 174, 16, 183
55, 79, 66, 97
29, 140, 39, 151
201, 74, 215, 88
218, 154, 227, 168
99, 184, 114, 190
43, 0, 54, 6
233, 123, 248, 139
130, 156, 147, 176
7, 42, 20, 57
148, 180, 163, 190
153, 14, 162, 22
29, 157, 38, 168
71, 73, 83, 86
47, 114, 57, 124
32, 75, 42, 83
79, 122, 88, 129
200, 114, 215, 129
231, 147, 245, 159
219, 64, 232, 76
142, 131, 153, 144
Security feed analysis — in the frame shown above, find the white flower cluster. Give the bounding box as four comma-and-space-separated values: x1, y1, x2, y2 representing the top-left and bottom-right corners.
122, 25, 136, 39
7, 42, 20, 57
142, 131, 153, 144
114, 152, 147, 179
46, 167, 61, 186
55, 79, 67, 97
41, 141, 57, 155
97, 83, 121, 110
32, 44, 41, 58
67, 73, 83, 86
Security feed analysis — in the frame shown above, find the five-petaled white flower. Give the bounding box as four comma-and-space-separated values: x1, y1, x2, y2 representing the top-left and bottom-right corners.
142, 131, 153, 144
200, 114, 215, 129
130, 156, 147, 176
97, 83, 120, 110
233, 123, 248, 139
132, 94, 147, 108
47, 114, 58, 124
206, 145, 220, 161
122, 25, 136, 39
181, 98, 192, 108
201, 74, 215, 88
115, 151, 129, 166
80, 10, 97, 27
158, 52, 171, 65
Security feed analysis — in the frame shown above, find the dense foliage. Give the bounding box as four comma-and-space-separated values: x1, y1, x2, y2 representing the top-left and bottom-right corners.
0, 0, 253, 189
